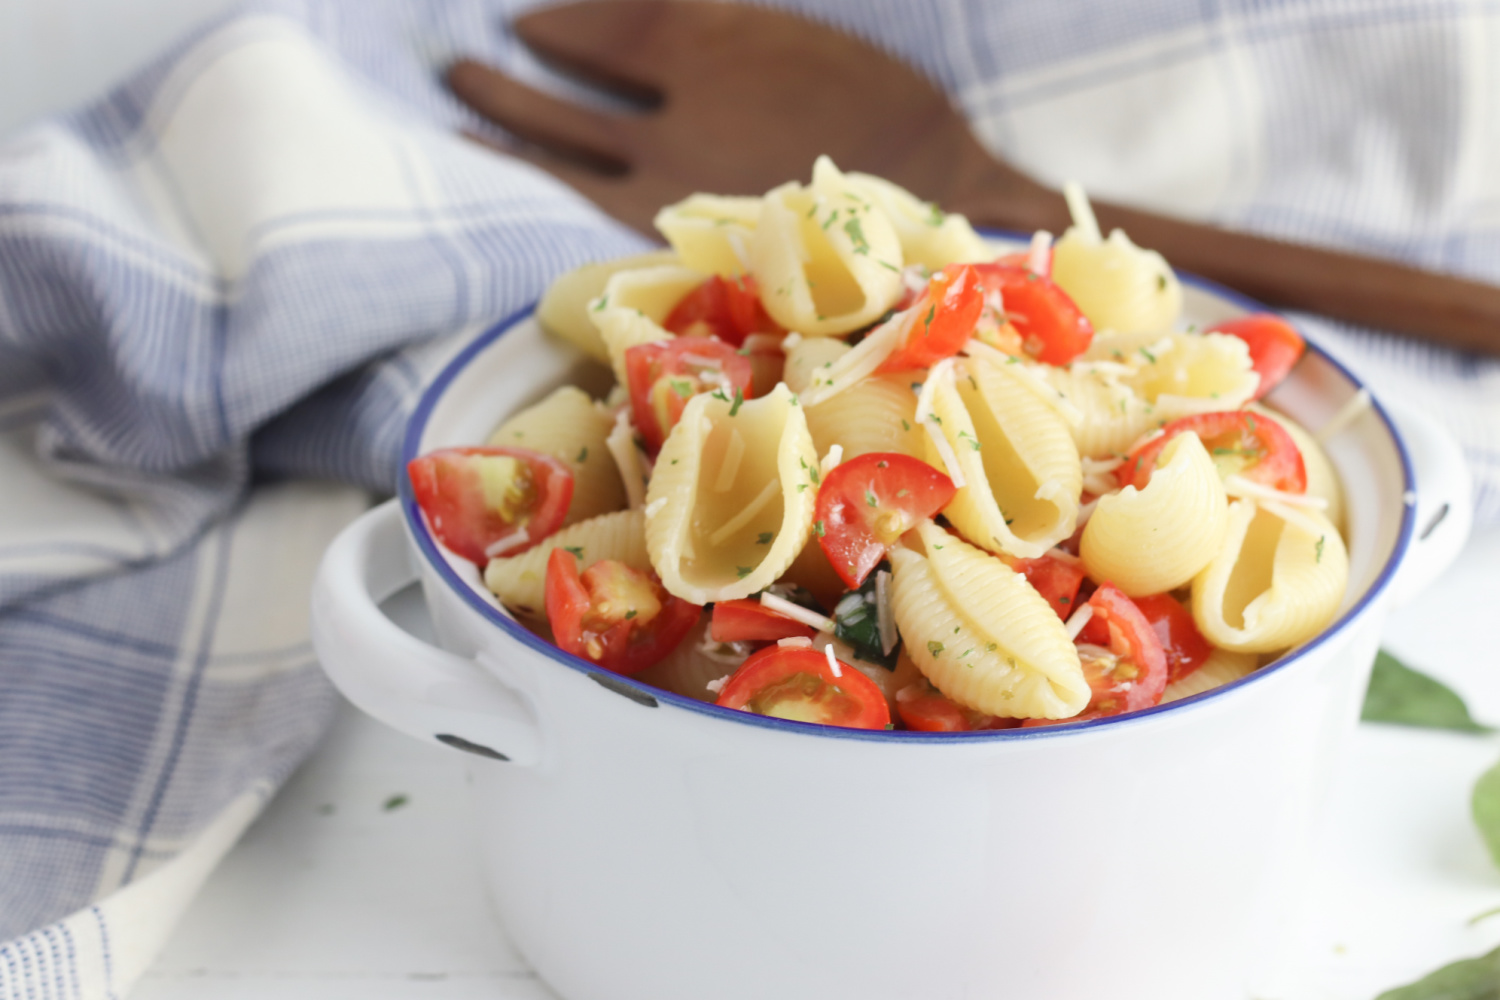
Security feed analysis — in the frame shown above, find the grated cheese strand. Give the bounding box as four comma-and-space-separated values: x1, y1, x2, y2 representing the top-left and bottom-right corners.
1224, 474, 1329, 510
707, 478, 779, 546
1064, 604, 1095, 641
484, 527, 532, 559
1063, 181, 1102, 243
875, 569, 897, 656
962, 338, 1084, 427
824, 643, 842, 678
1028, 230, 1053, 274
777, 636, 814, 648
820, 444, 844, 480
760, 592, 836, 633
1315, 388, 1373, 443
606, 409, 646, 509
800, 310, 904, 408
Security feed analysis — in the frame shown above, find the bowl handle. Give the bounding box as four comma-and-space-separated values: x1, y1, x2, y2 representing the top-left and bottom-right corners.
311, 499, 544, 765
1381, 397, 1474, 607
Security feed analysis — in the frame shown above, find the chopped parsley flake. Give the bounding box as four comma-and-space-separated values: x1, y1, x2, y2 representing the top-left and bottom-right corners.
729, 387, 744, 417
563, 546, 584, 558
576, 446, 588, 463
843, 217, 871, 255
927, 640, 945, 657
865, 489, 879, 508
736, 566, 752, 579
1316, 536, 1326, 563
814, 520, 826, 537
757, 532, 774, 545
624, 609, 637, 620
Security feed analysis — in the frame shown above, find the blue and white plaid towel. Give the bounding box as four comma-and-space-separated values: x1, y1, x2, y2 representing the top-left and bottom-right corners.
1, 1, 1497, 995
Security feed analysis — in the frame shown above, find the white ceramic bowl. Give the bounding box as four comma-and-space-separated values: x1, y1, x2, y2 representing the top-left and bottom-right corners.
311, 269, 1470, 1000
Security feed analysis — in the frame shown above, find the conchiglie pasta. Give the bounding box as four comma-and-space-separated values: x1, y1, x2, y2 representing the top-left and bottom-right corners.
888, 521, 1088, 719
537, 250, 679, 363
487, 386, 625, 525
923, 357, 1081, 559
782, 336, 850, 394
591, 265, 709, 384
805, 374, 924, 460
750, 156, 903, 336
844, 171, 993, 270
1039, 364, 1160, 459
645, 384, 818, 604
1159, 647, 1259, 703
1051, 226, 1182, 335
1191, 501, 1349, 653
1081, 433, 1228, 596
1123, 332, 1259, 418
653, 193, 762, 277
483, 508, 648, 618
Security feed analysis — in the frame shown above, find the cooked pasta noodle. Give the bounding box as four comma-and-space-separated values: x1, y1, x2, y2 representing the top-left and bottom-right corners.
536, 250, 678, 363
487, 386, 625, 525
591, 265, 709, 384
483, 508, 649, 618
653, 193, 762, 276
844, 171, 992, 270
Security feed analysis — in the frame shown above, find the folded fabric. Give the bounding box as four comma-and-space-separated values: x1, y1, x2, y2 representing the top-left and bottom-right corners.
1, 0, 1497, 997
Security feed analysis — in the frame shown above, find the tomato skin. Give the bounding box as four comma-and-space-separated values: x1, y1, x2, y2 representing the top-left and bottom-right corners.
709, 599, 817, 643
1207, 314, 1305, 401
624, 336, 755, 453
1012, 552, 1087, 621
876, 264, 986, 373
663, 275, 781, 348
544, 550, 701, 675
716, 646, 891, 729
1075, 583, 1168, 715
971, 263, 1093, 365
1131, 593, 1213, 684
1122, 410, 1307, 494
895, 680, 1020, 732
407, 446, 574, 564
815, 453, 958, 590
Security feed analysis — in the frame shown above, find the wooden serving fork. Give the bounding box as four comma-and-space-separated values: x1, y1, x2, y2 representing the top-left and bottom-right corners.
449, 0, 1500, 355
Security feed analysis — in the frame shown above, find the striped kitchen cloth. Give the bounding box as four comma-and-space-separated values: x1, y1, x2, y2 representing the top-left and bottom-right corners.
1, 1, 1497, 997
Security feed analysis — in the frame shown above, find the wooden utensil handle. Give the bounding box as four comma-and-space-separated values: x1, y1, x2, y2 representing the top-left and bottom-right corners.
957, 185, 1500, 355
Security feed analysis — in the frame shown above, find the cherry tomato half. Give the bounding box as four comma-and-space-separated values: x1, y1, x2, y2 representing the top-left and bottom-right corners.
625, 336, 755, 453
1207, 314, 1305, 401
1075, 583, 1169, 715
971, 263, 1093, 365
544, 550, 701, 675
875, 264, 986, 373
709, 598, 818, 643
407, 446, 574, 564
1130, 593, 1213, 685
815, 453, 958, 590
1122, 411, 1307, 494
663, 274, 782, 348
716, 645, 890, 729
895, 679, 1019, 732
1012, 551, 1087, 621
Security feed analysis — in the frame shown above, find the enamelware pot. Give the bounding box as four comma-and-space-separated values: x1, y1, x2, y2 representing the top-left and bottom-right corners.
311, 267, 1470, 1000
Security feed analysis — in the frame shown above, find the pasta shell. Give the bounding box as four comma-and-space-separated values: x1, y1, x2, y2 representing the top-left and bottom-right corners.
1038, 363, 1158, 459
645, 384, 818, 604
1081, 433, 1228, 596
750, 156, 904, 336
805, 374, 925, 461
1051, 226, 1182, 335
844, 171, 993, 270
1125, 332, 1259, 418
653, 193, 762, 277
1160, 647, 1259, 703
487, 386, 625, 526
1191, 501, 1349, 653
537, 250, 679, 363
590, 264, 710, 385
923, 357, 1082, 559
781, 336, 850, 395
888, 521, 1088, 719
483, 509, 648, 619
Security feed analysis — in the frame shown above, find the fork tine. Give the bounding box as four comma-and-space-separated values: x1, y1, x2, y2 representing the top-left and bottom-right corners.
447, 59, 636, 175
512, 0, 679, 102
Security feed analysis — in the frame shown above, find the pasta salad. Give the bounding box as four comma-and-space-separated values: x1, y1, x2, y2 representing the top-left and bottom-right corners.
407, 157, 1349, 732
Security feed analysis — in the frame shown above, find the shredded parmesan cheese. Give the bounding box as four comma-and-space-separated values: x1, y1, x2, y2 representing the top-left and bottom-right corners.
484, 527, 532, 559
799, 311, 904, 407
1077, 497, 1100, 526
714, 428, 746, 492
1315, 388, 1372, 443
777, 636, 814, 648
1028, 230, 1053, 274
780, 332, 803, 353
760, 592, 836, 633
1063, 181, 1101, 243
824, 643, 842, 678
915, 362, 967, 490
1064, 604, 1095, 641
962, 339, 1084, 426
820, 444, 844, 479
1224, 474, 1329, 510
705, 674, 731, 694
606, 409, 646, 509
707, 478, 779, 545
1260, 499, 1331, 538
643, 498, 666, 519
1081, 456, 1124, 475
875, 569, 897, 656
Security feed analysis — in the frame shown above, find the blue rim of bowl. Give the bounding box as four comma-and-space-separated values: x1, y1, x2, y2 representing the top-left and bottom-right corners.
400, 245, 1415, 744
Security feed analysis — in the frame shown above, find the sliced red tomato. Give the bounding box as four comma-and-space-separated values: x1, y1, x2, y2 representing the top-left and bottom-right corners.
625, 336, 755, 453
1122, 410, 1306, 494
544, 550, 701, 675
716, 645, 890, 729
895, 679, 1019, 732
875, 264, 985, 373
709, 598, 817, 643
815, 453, 957, 589
1074, 583, 1168, 715
407, 446, 574, 564
663, 274, 782, 348
1130, 593, 1213, 684
1207, 314, 1305, 401
1012, 551, 1087, 621
971, 263, 1093, 365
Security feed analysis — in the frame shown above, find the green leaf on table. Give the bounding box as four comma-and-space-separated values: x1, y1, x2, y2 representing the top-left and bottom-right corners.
1473, 758, 1500, 870
1361, 650, 1490, 733
1374, 941, 1500, 999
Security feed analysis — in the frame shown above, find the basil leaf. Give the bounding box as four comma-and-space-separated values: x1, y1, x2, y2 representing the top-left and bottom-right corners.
1361, 650, 1490, 734
832, 569, 898, 670
1473, 758, 1500, 871
1374, 942, 1500, 999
